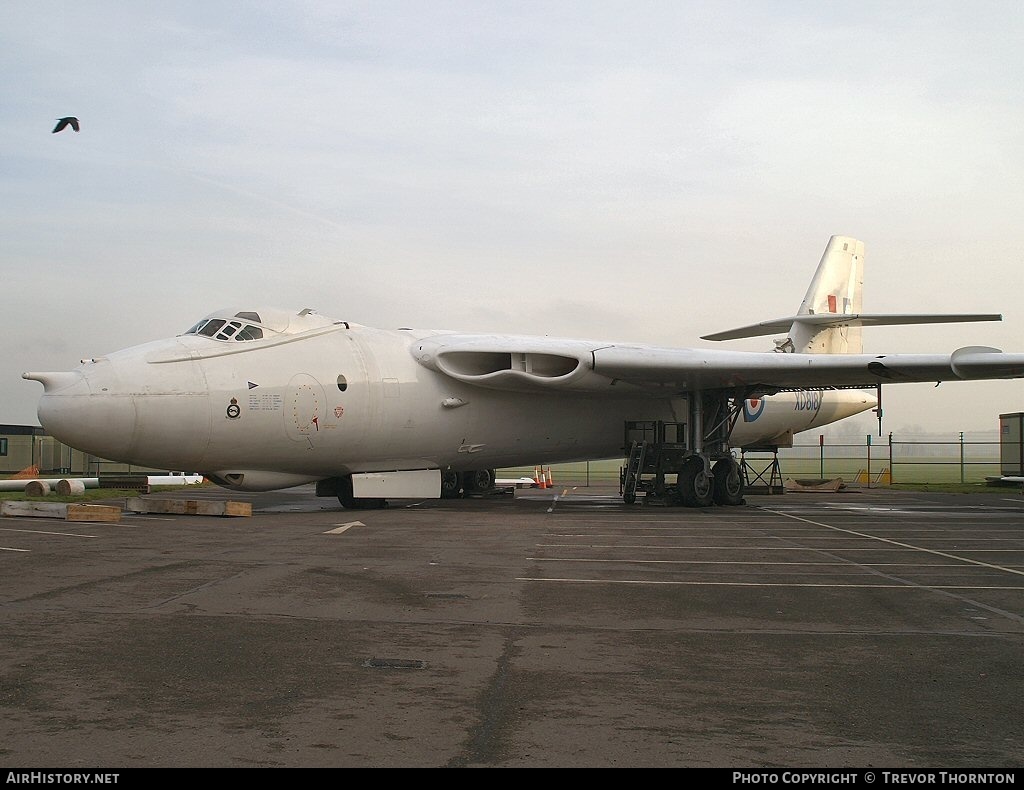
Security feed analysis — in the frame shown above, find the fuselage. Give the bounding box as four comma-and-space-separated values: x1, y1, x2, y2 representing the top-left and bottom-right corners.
26, 312, 875, 491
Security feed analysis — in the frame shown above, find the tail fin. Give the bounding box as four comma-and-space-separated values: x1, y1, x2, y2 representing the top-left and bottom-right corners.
790, 235, 864, 353
701, 235, 1001, 354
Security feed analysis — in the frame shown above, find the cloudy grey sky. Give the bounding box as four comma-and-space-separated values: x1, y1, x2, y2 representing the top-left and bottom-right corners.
2, 1, 1022, 434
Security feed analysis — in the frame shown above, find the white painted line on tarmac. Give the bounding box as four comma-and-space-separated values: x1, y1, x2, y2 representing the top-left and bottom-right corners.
762, 509, 1024, 577
0, 527, 97, 538
823, 505, 1024, 512
526, 557, 987, 567
0, 546, 30, 552
544, 532, 1021, 542
515, 577, 1024, 590
536, 541, 1024, 553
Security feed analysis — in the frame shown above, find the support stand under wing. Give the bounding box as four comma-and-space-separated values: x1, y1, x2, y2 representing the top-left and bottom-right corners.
740, 446, 785, 495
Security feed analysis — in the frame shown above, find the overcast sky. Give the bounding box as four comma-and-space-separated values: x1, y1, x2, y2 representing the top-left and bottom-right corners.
2, 1, 1022, 435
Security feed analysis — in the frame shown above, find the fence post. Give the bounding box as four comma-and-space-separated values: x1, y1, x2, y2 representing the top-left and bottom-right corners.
866, 434, 872, 488
960, 432, 965, 484
819, 434, 824, 479
888, 432, 894, 484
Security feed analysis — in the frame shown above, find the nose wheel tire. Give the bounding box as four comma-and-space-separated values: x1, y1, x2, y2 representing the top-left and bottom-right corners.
337, 475, 387, 510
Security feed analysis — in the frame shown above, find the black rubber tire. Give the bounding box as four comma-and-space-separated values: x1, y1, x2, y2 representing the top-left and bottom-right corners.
463, 468, 496, 493
678, 458, 715, 507
712, 457, 745, 506
441, 468, 462, 499
337, 475, 387, 509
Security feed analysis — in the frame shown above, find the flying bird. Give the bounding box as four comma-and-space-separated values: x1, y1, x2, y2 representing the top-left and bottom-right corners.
52, 117, 80, 133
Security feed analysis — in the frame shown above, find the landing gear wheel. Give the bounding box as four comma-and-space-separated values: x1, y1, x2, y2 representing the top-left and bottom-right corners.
712, 457, 744, 506
463, 468, 496, 493
678, 458, 714, 508
337, 475, 387, 510
441, 468, 463, 499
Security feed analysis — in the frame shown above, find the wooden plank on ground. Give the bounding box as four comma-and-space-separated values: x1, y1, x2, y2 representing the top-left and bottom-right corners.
125, 498, 252, 517
65, 504, 122, 523
222, 501, 252, 517
1, 501, 68, 519
0, 502, 121, 522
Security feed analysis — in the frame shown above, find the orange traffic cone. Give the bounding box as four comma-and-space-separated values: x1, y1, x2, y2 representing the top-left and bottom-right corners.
545, 467, 554, 489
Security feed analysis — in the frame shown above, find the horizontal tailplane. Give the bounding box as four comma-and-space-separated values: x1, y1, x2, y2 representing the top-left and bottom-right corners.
701, 236, 1002, 354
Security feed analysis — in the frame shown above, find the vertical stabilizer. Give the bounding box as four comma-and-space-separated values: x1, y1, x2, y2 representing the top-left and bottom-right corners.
789, 236, 864, 353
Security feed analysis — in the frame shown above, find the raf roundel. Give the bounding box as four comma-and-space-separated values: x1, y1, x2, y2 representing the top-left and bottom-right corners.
742, 398, 765, 422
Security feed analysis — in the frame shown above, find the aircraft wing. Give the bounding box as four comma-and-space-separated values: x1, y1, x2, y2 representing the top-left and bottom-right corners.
413, 334, 1024, 394
591, 344, 1024, 391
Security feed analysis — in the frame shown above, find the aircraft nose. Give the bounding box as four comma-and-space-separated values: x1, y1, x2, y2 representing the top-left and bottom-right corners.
25, 341, 213, 469
23, 360, 138, 460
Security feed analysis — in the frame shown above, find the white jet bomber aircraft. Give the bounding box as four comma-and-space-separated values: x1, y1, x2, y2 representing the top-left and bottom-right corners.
24, 236, 1024, 508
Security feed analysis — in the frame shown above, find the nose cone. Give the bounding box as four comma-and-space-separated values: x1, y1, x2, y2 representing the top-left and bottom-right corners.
25, 339, 213, 469
24, 362, 138, 460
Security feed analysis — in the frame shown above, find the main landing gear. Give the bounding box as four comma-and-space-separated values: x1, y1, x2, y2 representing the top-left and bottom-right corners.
646, 454, 742, 507
620, 389, 749, 508
679, 457, 744, 506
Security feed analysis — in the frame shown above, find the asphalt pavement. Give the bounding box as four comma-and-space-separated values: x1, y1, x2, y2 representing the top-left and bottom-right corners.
1, 483, 1021, 768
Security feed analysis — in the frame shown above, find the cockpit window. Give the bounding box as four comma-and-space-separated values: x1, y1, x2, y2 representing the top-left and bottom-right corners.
184, 317, 265, 342
235, 311, 261, 323
198, 319, 226, 337
235, 325, 263, 340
